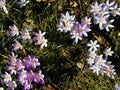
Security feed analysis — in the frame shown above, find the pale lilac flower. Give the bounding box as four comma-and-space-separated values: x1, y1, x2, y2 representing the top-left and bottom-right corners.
8, 24, 19, 36
109, 3, 120, 16
94, 15, 109, 30
16, 0, 29, 8
95, 58, 106, 67
88, 50, 96, 59
70, 22, 82, 43
87, 58, 95, 66
105, 64, 116, 79
104, 19, 114, 31
97, 6, 109, 16
20, 28, 31, 40
104, 47, 114, 57
81, 16, 91, 26
90, 65, 100, 75
90, 2, 100, 15
87, 40, 100, 51
38, 38, 48, 49
61, 11, 75, 23
57, 21, 73, 32
105, 0, 115, 10
7, 66, 16, 75
6, 81, 17, 90
79, 24, 91, 37
12, 40, 23, 51
0, 0, 8, 14
7, 52, 17, 62
2, 72, 12, 83
33, 30, 46, 40
34, 70, 45, 84
115, 83, 120, 90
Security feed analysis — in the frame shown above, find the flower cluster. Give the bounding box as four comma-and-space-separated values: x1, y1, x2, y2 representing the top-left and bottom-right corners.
1, 72, 17, 90
90, 0, 120, 31
6, 52, 44, 90
8, 24, 47, 49
86, 40, 115, 79
57, 11, 91, 44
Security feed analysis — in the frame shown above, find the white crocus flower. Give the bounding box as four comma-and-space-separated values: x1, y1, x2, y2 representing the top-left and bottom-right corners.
2, 72, 12, 83
0, 0, 8, 14
17, 0, 29, 8
87, 40, 100, 51
90, 65, 100, 75
104, 47, 114, 56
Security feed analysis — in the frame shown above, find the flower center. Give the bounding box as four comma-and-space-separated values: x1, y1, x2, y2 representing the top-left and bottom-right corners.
0, 1, 5, 7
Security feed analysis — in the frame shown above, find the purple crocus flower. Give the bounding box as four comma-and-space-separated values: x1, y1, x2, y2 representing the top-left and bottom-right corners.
6, 80, 17, 90
20, 28, 31, 40
23, 55, 40, 69
18, 70, 27, 85
78, 24, 91, 37
12, 40, 23, 51
16, 59, 25, 71
34, 70, 45, 84
23, 81, 33, 90
7, 66, 16, 75
26, 70, 34, 81
8, 24, 19, 36
33, 30, 46, 41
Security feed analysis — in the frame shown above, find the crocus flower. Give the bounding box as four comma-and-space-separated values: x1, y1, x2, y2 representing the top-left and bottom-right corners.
90, 2, 100, 15
87, 40, 100, 51
90, 65, 100, 75
0, 0, 8, 14
86, 58, 95, 66
104, 19, 114, 31
6, 81, 17, 90
7, 66, 16, 75
23, 81, 33, 90
26, 70, 34, 81
81, 16, 91, 26
16, 59, 25, 71
94, 15, 109, 30
12, 40, 23, 51
7, 52, 17, 62
16, 0, 29, 8
104, 0, 115, 10
2, 72, 12, 83
34, 70, 45, 84
104, 47, 114, 57
33, 30, 46, 40
8, 24, 19, 36
115, 83, 120, 90
20, 28, 31, 40
88, 50, 96, 59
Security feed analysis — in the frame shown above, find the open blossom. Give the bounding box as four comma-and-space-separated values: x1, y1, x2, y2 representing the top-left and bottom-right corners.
23, 55, 40, 69
17, 0, 29, 8
87, 40, 100, 51
109, 3, 120, 16
90, 2, 100, 15
94, 15, 109, 30
2, 72, 12, 83
87, 58, 95, 66
61, 11, 75, 23
6, 81, 17, 90
16, 59, 25, 71
8, 24, 19, 36
12, 40, 23, 51
0, 0, 8, 14
34, 70, 45, 84
7, 66, 16, 75
81, 16, 91, 26
104, 19, 114, 31
7, 52, 17, 62
20, 28, 31, 40
104, 47, 114, 57
105, 0, 115, 10
33, 30, 46, 40
90, 65, 100, 75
